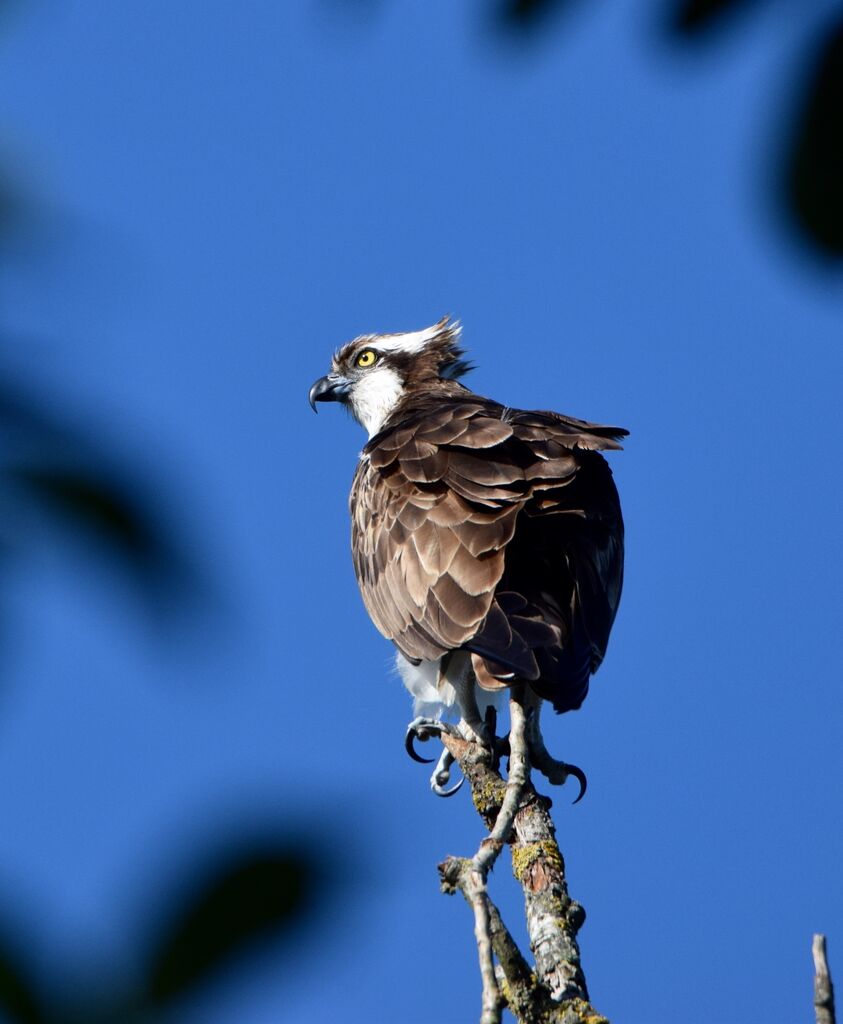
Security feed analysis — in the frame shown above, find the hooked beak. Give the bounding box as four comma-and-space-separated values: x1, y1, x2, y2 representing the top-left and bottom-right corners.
308, 374, 352, 412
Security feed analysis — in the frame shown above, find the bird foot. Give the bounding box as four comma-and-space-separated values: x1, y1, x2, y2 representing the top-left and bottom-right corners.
404, 718, 465, 797
528, 740, 587, 804
404, 717, 459, 764
454, 703, 503, 750
430, 746, 464, 798
457, 717, 494, 748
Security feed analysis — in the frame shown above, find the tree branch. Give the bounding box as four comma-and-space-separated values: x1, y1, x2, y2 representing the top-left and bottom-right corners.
438, 702, 607, 1024
814, 934, 836, 1024
511, 784, 589, 1003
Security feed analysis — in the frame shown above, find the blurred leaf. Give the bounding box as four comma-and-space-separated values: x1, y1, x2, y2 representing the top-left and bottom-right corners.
0, 371, 104, 443
783, 14, 843, 257
143, 845, 315, 1005
666, 0, 764, 37
0, 364, 203, 616
0, 380, 60, 436
4, 463, 198, 614
496, 0, 577, 34
0, 935, 42, 1024
8, 467, 163, 562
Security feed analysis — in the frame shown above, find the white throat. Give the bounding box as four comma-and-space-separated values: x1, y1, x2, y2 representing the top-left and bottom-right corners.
350, 365, 405, 437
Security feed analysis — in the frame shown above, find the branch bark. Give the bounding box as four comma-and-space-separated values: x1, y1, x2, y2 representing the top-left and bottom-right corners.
814, 934, 836, 1024
437, 699, 607, 1024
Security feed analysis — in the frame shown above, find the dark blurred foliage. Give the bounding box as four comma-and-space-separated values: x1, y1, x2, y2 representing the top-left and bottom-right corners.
0, 7, 337, 1022
0, 831, 326, 1024
783, 13, 843, 258
662, 0, 843, 258
4, 461, 197, 617
665, 0, 766, 38
495, 0, 580, 35
0, 203, 204, 635
143, 844, 315, 1006
0, 928, 41, 1024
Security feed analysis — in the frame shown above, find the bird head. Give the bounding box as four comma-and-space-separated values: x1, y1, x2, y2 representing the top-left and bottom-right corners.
308, 316, 471, 437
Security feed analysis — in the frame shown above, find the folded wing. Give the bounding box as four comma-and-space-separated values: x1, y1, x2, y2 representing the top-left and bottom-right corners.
351, 393, 625, 710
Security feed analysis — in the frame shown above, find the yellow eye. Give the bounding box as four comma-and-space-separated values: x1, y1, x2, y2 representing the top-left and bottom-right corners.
356, 349, 378, 368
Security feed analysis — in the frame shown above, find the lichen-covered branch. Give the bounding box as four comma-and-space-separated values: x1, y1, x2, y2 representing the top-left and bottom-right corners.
438, 703, 607, 1024
814, 934, 836, 1024
511, 787, 589, 1003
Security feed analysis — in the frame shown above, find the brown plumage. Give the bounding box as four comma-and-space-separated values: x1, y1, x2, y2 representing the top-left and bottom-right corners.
310, 317, 626, 716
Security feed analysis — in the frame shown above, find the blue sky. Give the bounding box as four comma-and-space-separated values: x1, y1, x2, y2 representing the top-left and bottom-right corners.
0, 2, 840, 1022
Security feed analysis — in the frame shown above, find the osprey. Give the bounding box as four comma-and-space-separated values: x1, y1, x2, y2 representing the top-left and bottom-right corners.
309, 317, 626, 798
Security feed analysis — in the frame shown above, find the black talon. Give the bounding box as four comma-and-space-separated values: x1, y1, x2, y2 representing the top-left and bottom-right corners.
567, 763, 588, 804
405, 728, 435, 764
527, 738, 588, 802
432, 776, 464, 798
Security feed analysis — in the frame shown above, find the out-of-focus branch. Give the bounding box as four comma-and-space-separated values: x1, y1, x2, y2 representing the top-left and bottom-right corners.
438, 710, 606, 1024
814, 934, 836, 1024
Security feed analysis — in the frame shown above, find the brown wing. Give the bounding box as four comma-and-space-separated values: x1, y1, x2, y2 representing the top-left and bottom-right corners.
350, 391, 626, 686
486, 424, 625, 710
351, 400, 519, 662
461, 407, 625, 708
509, 407, 625, 666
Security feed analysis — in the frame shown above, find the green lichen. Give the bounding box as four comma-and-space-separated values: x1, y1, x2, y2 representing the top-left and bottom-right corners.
495, 963, 608, 1024
555, 998, 609, 1024
470, 774, 506, 818
511, 839, 565, 884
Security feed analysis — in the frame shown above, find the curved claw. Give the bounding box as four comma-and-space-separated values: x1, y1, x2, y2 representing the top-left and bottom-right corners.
528, 740, 588, 803
567, 763, 588, 804
432, 775, 464, 798
405, 728, 435, 764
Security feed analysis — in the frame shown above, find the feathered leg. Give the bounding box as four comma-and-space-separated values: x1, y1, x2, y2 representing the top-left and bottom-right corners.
405, 653, 501, 797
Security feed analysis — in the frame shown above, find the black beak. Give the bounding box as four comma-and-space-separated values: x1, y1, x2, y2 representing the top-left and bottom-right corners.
308, 374, 351, 412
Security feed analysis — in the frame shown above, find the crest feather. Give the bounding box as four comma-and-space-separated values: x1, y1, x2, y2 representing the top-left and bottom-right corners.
377, 316, 473, 381
333, 316, 473, 382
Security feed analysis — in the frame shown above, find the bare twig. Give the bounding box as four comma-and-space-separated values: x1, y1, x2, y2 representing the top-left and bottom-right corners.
439, 693, 532, 1024
814, 934, 836, 1024
440, 857, 505, 1024
486, 900, 535, 1000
